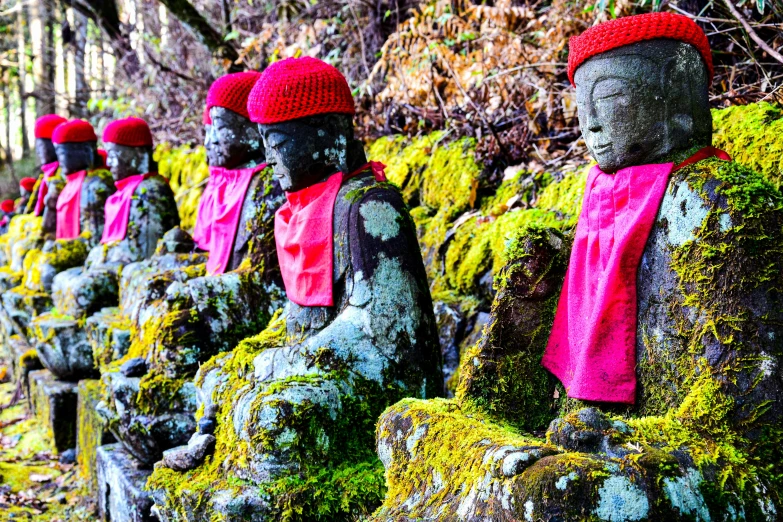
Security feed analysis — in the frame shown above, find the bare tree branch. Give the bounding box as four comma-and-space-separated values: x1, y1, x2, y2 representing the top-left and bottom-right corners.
722, 0, 783, 65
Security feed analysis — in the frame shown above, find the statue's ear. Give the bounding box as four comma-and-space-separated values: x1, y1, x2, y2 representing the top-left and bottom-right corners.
87, 144, 97, 169
662, 44, 711, 147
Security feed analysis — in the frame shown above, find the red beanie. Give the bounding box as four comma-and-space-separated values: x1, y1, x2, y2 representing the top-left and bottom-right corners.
52, 119, 98, 144
1, 200, 14, 213
248, 57, 355, 124
97, 149, 107, 167
568, 12, 713, 87
34, 114, 67, 139
205, 71, 261, 121
20, 177, 37, 192
103, 117, 153, 147
203, 105, 212, 125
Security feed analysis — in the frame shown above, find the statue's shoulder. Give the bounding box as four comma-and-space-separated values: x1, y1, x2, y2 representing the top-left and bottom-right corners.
137, 174, 174, 197
668, 157, 783, 220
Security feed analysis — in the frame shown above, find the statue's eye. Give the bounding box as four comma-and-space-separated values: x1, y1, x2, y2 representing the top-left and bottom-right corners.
266, 132, 289, 149
592, 78, 630, 102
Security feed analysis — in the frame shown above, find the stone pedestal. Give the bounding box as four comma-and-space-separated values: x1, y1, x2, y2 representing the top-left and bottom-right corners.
32, 312, 97, 380
28, 369, 77, 453
2, 288, 52, 332
96, 444, 156, 522
86, 307, 131, 369
77, 379, 115, 497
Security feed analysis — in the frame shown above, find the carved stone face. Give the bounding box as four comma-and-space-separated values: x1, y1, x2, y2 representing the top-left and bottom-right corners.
259, 114, 354, 192
574, 39, 711, 173
105, 142, 153, 182
204, 107, 264, 169
54, 141, 98, 175
35, 137, 57, 166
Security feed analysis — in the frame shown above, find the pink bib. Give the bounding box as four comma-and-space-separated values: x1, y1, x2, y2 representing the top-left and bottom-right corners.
101, 173, 154, 244
205, 164, 267, 275
192, 168, 226, 251
275, 162, 387, 307
35, 161, 59, 217
542, 148, 729, 404
56, 170, 87, 240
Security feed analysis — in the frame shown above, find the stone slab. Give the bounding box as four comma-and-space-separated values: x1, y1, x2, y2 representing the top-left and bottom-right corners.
77, 379, 115, 498
28, 369, 77, 453
96, 443, 156, 522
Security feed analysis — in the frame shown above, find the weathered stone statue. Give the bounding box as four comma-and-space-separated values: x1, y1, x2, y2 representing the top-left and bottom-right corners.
146, 57, 442, 520
1, 120, 113, 340
18, 178, 37, 214
0, 200, 14, 235
32, 117, 179, 381
372, 13, 783, 521
98, 71, 287, 468
30, 114, 67, 217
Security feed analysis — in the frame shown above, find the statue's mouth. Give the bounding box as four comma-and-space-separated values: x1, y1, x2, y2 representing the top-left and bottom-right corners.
593, 143, 612, 154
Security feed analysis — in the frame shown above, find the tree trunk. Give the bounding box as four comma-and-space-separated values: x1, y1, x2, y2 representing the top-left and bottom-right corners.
3, 71, 17, 182
32, 0, 56, 116
70, 0, 141, 78
17, 2, 30, 159
96, 29, 105, 95
72, 9, 89, 117
156, 0, 241, 71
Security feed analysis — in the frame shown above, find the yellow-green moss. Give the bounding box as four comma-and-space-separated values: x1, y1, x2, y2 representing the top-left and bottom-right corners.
712, 102, 783, 186
154, 143, 209, 232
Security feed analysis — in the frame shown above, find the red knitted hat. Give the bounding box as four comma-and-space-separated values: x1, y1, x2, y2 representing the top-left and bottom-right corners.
103, 117, 153, 147
205, 71, 261, 121
568, 12, 713, 87
203, 105, 212, 125
97, 149, 107, 167
248, 57, 355, 124
20, 177, 37, 192
1, 200, 14, 213
34, 114, 67, 139
52, 119, 98, 144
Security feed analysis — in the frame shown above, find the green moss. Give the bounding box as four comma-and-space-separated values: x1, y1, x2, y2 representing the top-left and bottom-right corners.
154, 143, 210, 232
712, 102, 783, 186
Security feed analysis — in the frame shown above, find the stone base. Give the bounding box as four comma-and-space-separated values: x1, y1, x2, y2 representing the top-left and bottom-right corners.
0, 267, 22, 293
28, 369, 77, 453
32, 312, 97, 380
77, 379, 115, 497
97, 444, 156, 522
2, 286, 52, 332
86, 307, 131, 369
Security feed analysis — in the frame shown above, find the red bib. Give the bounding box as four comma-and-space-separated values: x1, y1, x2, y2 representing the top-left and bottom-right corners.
274, 162, 387, 307
35, 161, 59, 217
205, 164, 267, 275
542, 147, 730, 404
192, 168, 226, 251
101, 173, 154, 244
56, 170, 87, 240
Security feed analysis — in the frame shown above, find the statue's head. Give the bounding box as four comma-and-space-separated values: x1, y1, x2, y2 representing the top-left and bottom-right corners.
203, 71, 264, 169
102, 117, 155, 182
249, 57, 360, 192
34, 114, 66, 165
20, 177, 37, 198
1, 199, 14, 216
52, 119, 99, 175
569, 13, 713, 172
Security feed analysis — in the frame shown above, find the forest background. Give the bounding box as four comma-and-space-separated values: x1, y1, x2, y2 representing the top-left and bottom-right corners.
0, 0, 779, 201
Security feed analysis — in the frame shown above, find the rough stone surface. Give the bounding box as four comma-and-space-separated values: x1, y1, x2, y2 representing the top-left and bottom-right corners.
77, 379, 116, 498
96, 443, 156, 522
28, 369, 77, 453
32, 313, 96, 381
86, 307, 132, 369
160, 433, 215, 471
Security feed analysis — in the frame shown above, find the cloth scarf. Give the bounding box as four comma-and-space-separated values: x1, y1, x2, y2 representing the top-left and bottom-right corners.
192, 168, 226, 251
100, 173, 154, 244
56, 170, 88, 240
35, 161, 59, 217
542, 147, 730, 404
275, 162, 387, 307
205, 163, 267, 276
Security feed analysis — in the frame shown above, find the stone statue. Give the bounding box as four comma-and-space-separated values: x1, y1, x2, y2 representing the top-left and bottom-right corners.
372, 13, 783, 521
1, 120, 113, 340
147, 57, 442, 521
98, 71, 287, 468
32, 117, 179, 381
18, 178, 37, 214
